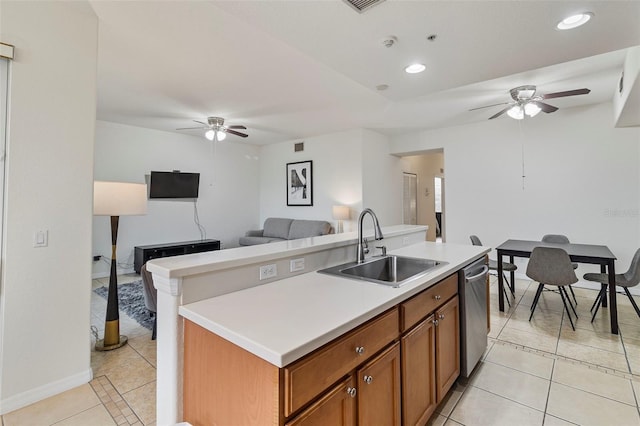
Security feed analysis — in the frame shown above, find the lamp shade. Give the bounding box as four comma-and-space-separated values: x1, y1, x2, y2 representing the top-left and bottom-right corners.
94, 181, 148, 216
332, 205, 350, 220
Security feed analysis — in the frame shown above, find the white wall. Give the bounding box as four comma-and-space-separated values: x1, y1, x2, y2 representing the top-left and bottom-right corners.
0, 1, 97, 412
259, 128, 406, 233
361, 129, 403, 227
259, 129, 364, 232
391, 102, 640, 278
93, 121, 261, 277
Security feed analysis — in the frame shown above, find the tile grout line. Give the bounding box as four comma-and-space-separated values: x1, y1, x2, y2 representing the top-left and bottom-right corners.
90, 375, 143, 426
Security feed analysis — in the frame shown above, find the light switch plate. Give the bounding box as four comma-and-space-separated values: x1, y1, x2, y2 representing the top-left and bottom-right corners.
290, 258, 305, 272
33, 230, 48, 248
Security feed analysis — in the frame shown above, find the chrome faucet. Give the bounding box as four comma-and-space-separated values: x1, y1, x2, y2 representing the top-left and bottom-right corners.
357, 208, 384, 263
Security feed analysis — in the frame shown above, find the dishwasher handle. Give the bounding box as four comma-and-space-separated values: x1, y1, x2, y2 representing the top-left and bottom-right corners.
465, 265, 489, 283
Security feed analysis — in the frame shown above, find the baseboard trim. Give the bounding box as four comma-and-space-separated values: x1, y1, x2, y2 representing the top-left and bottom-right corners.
0, 368, 93, 415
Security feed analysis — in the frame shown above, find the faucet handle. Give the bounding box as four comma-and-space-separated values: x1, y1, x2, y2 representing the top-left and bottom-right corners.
375, 245, 387, 256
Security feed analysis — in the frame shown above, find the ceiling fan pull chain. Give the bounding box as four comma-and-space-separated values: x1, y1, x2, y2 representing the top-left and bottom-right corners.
519, 119, 526, 190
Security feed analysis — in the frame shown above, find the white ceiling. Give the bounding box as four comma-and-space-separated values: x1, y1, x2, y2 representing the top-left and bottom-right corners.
91, 1, 640, 145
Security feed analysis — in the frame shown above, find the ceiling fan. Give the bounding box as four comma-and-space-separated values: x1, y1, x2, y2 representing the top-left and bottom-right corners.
470, 85, 591, 120
177, 116, 248, 141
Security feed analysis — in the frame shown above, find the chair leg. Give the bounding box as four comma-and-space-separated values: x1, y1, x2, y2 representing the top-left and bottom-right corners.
529, 284, 544, 321
503, 284, 511, 307
503, 273, 515, 296
590, 287, 607, 323
152, 315, 157, 340
559, 287, 576, 331
568, 286, 578, 306
561, 287, 578, 319
623, 288, 640, 319
590, 287, 605, 312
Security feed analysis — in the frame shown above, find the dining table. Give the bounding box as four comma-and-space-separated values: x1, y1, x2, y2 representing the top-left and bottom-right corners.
495, 239, 619, 334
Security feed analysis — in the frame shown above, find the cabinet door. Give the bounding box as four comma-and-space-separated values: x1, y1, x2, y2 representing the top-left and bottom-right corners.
357, 343, 401, 426
286, 376, 356, 426
401, 316, 437, 426
435, 296, 460, 402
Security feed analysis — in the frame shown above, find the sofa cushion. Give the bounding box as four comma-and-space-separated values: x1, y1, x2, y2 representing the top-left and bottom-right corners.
288, 220, 332, 240
238, 236, 287, 246
263, 218, 294, 239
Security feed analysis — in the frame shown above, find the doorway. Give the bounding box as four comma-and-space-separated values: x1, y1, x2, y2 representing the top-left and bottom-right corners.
399, 150, 444, 242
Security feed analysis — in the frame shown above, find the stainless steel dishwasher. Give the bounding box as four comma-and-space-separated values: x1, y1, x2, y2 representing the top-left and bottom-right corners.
459, 256, 489, 378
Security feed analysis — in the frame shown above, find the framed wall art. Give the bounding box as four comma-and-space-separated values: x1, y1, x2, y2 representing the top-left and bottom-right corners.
286, 161, 313, 206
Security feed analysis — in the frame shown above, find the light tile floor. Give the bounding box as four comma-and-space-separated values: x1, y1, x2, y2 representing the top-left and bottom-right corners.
2, 274, 640, 425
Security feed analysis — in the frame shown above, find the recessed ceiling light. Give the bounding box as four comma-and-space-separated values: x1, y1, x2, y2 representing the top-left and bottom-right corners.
556, 12, 593, 30
405, 63, 426, 74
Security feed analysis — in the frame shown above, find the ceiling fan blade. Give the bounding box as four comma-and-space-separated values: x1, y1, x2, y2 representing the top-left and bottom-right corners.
176, 126, 208, 130
227, 125, 247, 130
225, 129, 249, 138
488, 106, 511, 120
469, 102, 510, 112
531, 101, 558, 113
542, 88, 590, 99
193, 120, 208, 125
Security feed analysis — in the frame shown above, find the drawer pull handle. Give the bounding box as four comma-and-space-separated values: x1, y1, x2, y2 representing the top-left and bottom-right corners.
355, 346, 365, 355
439, 313, 445, 320
364, 375, 373, 385
434, 295, 442, 301
346, 387, 357, 398
433, 319, 439, 326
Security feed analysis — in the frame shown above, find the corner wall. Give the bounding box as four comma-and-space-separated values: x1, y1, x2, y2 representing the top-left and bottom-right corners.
391, 102, 640, 277
0, 1, 97, 412
258, 129, 404, 233
92, 120, 261, 277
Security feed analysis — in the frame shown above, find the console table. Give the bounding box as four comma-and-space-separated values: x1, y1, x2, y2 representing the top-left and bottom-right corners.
134, 239, 221, 273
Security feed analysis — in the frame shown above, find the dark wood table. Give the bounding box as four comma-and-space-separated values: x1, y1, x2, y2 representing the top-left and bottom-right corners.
496, 239, 619, 334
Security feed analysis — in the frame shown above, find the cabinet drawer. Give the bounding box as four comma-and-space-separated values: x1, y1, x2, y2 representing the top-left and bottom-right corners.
284, 308, 399, 417
401, 273, 458, 332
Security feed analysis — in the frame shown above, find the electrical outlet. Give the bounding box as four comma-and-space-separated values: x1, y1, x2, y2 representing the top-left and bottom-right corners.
402, 236, 410, 245
259, 264, 277, 280
290, 258, 305, 272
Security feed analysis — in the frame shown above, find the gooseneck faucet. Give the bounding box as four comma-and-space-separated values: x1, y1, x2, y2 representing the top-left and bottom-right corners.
357, 208, 384, 263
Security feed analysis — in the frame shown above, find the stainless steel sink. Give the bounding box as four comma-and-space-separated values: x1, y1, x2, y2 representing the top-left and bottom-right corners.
318, 255, 447, 287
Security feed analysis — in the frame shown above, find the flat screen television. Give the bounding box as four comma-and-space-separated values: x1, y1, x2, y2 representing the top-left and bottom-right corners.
149, 171, 200, 199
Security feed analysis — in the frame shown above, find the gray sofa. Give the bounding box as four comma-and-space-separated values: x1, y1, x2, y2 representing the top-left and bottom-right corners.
239, 217, 334, 246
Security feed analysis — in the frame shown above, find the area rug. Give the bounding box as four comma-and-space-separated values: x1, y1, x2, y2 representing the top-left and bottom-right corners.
94, 280, 154, 331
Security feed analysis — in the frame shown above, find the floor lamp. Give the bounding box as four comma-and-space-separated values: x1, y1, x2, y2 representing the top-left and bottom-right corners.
94, 181, 147, 351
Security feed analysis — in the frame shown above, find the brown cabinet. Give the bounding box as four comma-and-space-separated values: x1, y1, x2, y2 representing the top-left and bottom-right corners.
435, 296, 460, 402
285, 377, 356, 426
183, 272, 461, 426
400, 274, 460, 426
357, 343, 401, 426
401, 316, 437, 425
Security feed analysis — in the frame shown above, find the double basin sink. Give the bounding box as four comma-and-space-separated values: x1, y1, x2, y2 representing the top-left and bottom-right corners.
318, 255, 446, 288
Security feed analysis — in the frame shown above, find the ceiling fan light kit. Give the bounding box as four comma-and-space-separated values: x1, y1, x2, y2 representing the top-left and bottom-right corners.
177, 116, 248, 141
472, 85, 590, 120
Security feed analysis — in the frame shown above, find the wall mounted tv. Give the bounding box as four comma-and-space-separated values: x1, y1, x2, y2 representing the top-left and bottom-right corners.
149, 171, 200, 199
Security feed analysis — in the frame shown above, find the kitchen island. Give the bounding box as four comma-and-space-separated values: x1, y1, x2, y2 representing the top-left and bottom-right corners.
148, 225, 434, 425
176, 240, 489, 425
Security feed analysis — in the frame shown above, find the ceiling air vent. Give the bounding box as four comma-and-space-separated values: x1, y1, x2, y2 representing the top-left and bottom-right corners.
342, 0, 386, 13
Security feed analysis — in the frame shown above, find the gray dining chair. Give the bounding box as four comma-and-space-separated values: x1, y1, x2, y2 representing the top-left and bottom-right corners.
140, 263, 158, 340
526, 247, 579, 330
470, 235, 516, 306
541, 234, 578, 305
584, 248, 640, 323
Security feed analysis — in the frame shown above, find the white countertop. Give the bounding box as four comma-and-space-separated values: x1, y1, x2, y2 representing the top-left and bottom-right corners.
179, 241, 489, 367
147, 224, 426, 279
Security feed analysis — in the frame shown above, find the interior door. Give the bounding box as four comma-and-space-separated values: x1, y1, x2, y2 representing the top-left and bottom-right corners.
403, 173, 417, 225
